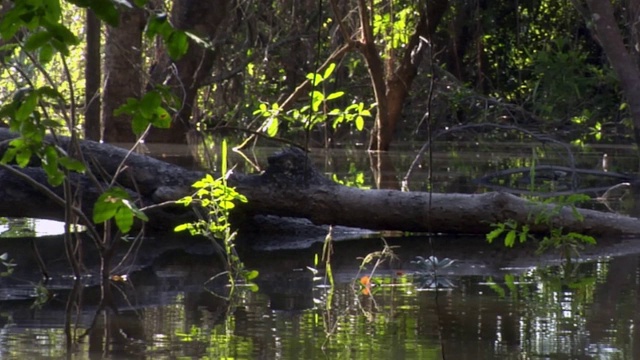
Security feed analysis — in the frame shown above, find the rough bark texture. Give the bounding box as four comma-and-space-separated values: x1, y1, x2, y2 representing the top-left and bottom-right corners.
102, 6, 146, 143
146, 0, 231, 143
1, 129, 640, 238
585, 0, 640, 150
84, 9, 101, 141
357, 0, 448, 151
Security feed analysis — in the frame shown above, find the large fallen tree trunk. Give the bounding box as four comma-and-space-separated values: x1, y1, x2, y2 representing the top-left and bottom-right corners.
0, 128, 639, 237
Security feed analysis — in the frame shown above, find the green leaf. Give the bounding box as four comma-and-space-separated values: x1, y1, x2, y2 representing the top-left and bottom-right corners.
323, 63, 336, 80
355, 116, 364, 131
325, 91, 344, 101
38, 44, 55, 63
15, 92, 38, 122
44, 22, 79, 46
140, 91, 162, 118
93, 187, 131, 224
166, 31, 189, 60
93, 196, 119, 224
266, 117, 279, 137
504, 230, 516, 247
114, 207, 134, 233
58, 156, 86, 173
151, 107, 171, 128
245, 270, 259, 280
15, 148, 32, 168
131, 114, 149, 135
486, 227, 503, 243
306, 73, 322, 86
174, 223, 189, 232
23, 31, 53, 51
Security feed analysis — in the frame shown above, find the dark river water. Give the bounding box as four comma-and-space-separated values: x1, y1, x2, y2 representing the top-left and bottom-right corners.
0, 142, 639, 359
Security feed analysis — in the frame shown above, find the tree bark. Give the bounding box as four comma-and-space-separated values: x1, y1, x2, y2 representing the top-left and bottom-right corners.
84, 9, 101, 141
102, 6, 146, 143
585, 0, 640, 150
146, 0, 231, 143
0, 129, 640, 238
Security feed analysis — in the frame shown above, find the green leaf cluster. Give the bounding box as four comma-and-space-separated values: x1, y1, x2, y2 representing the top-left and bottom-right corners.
145, 14, 189, 60
93, 187, 149, 234
0, 87, 86, 185
174, 173, 247, 239
252, 63, 374, 138
114, 89, 175, 135
486, 194, 596, 262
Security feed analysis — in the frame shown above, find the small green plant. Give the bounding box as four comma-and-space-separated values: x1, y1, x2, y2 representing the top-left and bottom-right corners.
486, 194, 596, 262
174, 140, 257, 290
411, 256, 456, 289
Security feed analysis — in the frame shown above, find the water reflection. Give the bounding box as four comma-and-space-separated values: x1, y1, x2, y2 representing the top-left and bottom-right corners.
0, 240, 638, 359
0, 142, 637, 358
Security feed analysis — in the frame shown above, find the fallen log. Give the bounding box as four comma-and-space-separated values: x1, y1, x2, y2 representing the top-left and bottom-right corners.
0, 128, 640, 237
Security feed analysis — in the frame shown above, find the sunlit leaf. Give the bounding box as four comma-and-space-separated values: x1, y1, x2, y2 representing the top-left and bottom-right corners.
325, 91, 344, 101
486, 227, 503, 243
174, 223, 189, 232
266, 117, 278, 137
245, 270, 259, 280
355, 116, 364, 131
323, 63, 336, 80
504, 230, 516, 247
167, 30, 189, 60
114, 207, 134, 233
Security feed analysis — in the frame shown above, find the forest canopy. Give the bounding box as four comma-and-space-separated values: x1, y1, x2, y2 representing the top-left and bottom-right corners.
0, 0, 637, 152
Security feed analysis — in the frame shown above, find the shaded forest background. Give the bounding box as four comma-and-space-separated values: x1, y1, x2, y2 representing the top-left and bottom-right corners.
1, 0, 639, 153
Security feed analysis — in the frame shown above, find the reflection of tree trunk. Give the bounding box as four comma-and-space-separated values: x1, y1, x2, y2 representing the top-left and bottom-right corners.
102, 6, 146, 143
368, 151, 400, 190
146, 0, 231, 144
84, 9, 101, 141
584, 1, 640, 151
585, 256, 638, 342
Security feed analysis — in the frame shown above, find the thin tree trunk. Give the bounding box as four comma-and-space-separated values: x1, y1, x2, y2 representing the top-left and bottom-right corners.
84, 9, 101, 141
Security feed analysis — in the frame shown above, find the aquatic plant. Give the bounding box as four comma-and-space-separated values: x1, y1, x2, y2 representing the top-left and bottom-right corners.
411, 256, 456, 290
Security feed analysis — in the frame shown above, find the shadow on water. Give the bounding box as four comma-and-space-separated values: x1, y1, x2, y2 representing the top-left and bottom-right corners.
0, 142, 640, 358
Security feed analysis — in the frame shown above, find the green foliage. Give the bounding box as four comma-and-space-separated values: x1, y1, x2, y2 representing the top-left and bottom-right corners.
145, 14, 189, 60
114, 88, 175, 135
252, 63, 373, 140
175, 140, 255, 289
174, 173, 246, 238
93, 187, 149, 234
486, 219, 531, 248
331, 163, 371, 189
486, 194, 596, 262
372, 3, 418, 50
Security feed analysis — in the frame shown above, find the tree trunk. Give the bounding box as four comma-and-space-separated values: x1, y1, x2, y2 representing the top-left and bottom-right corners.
102, 6, 146, 143
0, 128, 640, 238
146, 0, 231, 144
84, 9, 101, 141
585, 0, 640, 150
362, 1, 448, 151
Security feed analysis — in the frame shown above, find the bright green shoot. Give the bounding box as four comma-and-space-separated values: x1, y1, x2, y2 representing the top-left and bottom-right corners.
174, 140, 256, 289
